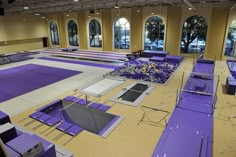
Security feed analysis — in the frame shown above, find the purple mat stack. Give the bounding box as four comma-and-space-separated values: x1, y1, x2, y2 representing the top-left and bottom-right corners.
226, 60, 236, 95
152, 59, 215, 157
149, 55, 184, 63
0, 111, 57, 157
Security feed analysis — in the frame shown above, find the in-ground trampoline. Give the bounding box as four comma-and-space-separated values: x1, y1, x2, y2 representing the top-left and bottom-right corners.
37, 96, 123, 137
80, 78, 125, 97
111, 82, 155, 107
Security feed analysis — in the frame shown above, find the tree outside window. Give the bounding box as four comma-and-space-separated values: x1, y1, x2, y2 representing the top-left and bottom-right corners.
114, 18, 130, 49
144, 16, 165, 51
180, 16, 208, 54
225, 19, 236, 57
50, 22, 60, 45
68, 20, 79, 46
89, 19, 102, 48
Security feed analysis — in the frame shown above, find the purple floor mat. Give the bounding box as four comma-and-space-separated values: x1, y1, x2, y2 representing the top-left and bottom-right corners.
152, 108, 213, 157
0, 64, 81, 103
152, 61, 215, 157
38, 57, 119, 69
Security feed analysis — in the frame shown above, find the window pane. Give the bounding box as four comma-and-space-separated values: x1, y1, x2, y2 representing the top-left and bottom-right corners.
144, 16, 165, 51
114, 18, 130, 50
68, 20, 79, 46
50, 22, 60, 45
180, 16, 208, 54
89, 19, 102, 48
225, 19, 236, 57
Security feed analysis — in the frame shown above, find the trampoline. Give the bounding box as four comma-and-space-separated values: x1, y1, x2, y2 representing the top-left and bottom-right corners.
37, 97, 123, 137
80, 78, 125, 97
111, 82, 155, 107
51, 54, 125, 63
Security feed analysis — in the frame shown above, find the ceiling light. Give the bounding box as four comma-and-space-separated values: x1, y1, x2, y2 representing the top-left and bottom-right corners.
73, 0, 78, 1
23, 18, 26, 21
96, 12, 100, 15
88, 15, 91, 18
23, 5, 29, 10
69, 10, 72, 12
66, 14, 69, 17
183, 0, 196, 10
42, 16, 45, 19
137, 9, 140, 13
114, 5, 119, 9
188, 7, 192, 10
35, 13, 40, 16
151, 12, 154, 15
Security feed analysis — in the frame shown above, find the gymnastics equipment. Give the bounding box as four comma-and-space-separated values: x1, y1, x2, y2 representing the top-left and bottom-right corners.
111, 82, 155, 107
137, 106, 169, 127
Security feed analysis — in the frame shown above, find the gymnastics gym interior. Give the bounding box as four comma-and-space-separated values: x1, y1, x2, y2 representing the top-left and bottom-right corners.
0, 0, 236, 157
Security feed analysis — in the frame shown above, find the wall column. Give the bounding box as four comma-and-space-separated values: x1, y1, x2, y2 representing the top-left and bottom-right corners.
102, 10, 112, 51
78, 12, 88, 50
131, 8, 143, 52
57, 13, 67, 48
165, 7, 182, 55
205, 8, 229, 60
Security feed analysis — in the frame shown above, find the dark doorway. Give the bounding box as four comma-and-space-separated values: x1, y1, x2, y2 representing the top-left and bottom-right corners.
42, 37, 48, 47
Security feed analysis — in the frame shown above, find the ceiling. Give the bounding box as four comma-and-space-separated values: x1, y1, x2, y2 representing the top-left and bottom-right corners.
0, 0, 236, 15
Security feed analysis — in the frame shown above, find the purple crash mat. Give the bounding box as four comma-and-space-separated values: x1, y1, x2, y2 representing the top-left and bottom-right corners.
0, 64, 81, 103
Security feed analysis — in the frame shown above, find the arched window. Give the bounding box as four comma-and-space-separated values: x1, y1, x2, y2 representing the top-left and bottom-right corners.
144, 16, 165, 51
225, 19, 236, 57
50, 22, 60, 45
114, 18, 130, 49
180, 16, 208, 54
89, 19, 102, 48
68, 20, 79, 46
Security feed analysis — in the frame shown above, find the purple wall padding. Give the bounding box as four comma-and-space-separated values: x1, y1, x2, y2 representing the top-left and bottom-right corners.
0, 64, 81, 103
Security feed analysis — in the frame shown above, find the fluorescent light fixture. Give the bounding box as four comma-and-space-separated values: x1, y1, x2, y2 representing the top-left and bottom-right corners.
231, 3, 236, 10
74, 0, 78, 1
35, 13, 40, 16
42, 16, 45, 19
114, 5, 119, 9
23, 5, 29, 10
188, 7, 192, 10
183, 0, 196, 10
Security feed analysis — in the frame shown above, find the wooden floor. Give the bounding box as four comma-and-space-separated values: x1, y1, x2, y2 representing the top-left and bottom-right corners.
9, 57, 236, 157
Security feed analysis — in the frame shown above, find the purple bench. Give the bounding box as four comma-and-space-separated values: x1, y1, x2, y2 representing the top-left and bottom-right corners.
89, 102, 111, 111
62, 48, 78, 52
226, 75, 236, 95
63, 96, 90, 106
53, 121, 83, 144
0, 111, 11, 125
142, 50, 168, 57
197, 58, 215, 64
165, 55, 184, 63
